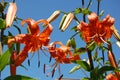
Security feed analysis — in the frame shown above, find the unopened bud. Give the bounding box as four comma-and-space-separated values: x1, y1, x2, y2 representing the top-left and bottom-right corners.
6, 2, 17, 28
59, 14, 67, 29
43, 10, 60, 26
112, 25, 120, 41
61, 13, 74, 31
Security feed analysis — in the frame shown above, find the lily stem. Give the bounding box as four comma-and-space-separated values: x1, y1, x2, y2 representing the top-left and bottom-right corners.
97, 0, 101, 16
87, 49, 94, 70
82, 0, 86, 22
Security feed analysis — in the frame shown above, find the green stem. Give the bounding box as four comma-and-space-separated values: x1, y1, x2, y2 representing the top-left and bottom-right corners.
87, 49, 94, 70
87, 0, 92, 9
74, 16, 80, 24
70, 31, 79, 39
97, 0, 101, 16
82, 0, 86, 22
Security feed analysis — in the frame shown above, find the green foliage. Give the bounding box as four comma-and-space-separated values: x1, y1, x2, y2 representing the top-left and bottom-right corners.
4, 75, 37, 80
90, 66, 116, 80
72, 60, 91, 71
69, 65, 81, 74
74, 8, 82, 14
0, 2, 8, 13
0, 45, 14, 71
81, 8, 91, 15
71, 38, 76, 49
0, 18, 6, 29
86, 41, 96, 51
74, 47, 86, 55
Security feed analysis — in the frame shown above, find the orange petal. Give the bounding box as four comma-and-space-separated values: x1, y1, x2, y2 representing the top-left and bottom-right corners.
21, 18, 40, 35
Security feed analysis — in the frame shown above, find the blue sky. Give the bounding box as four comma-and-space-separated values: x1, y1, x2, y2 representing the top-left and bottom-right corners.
1, 0, 120, 80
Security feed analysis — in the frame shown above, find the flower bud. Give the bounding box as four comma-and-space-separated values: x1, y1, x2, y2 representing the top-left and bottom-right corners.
43, 10, 60, 26
108, 50, 120, 79
112, 25, 120, 41
6, 2, 17, 28
61, 13, 74, 31
59, 14, 67, 29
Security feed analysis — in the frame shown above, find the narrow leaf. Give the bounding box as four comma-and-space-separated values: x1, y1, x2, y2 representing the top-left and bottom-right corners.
69, 65, 81, 74
71, 38, 76, 49
0, 45, 13, 71
72, 60, 91, 71
98, 66, 115, 74
0, 18, 6, 29
74, 47, 86, 55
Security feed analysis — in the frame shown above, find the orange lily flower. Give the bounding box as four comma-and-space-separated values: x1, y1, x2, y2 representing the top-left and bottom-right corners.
45, 41, 80, 77
106, 74, 118, 80
77, 12, 115, 44
8, 18, 53, 67
48, 41, 80, 63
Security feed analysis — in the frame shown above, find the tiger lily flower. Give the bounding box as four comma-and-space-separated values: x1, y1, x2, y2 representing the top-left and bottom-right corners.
48, 41, 80, 63
77, 12, 115, 44
6, 2, 17, 28
8, 18, 53, 67
45, 41, 80, 77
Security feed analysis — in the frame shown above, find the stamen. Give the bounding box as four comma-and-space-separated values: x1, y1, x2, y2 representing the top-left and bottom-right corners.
87, 33, 97, 39
99, 32, 106, 37
100, 37, 109, 44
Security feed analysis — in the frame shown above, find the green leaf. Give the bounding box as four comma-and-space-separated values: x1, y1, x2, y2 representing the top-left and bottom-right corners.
93, 50, 98, 61
4, 75, 37, 80
86, 41, 96, 51
71, 38, 76, 49
0, 45, 14, 71
96, 57, 103, 63
0, 18, 6, 29
69, 65, 81, 74
8, 31, 13, 36
71, 26, 77, 32
90, 66, 99, 80
72, 60, 91, 71
0, 2, 8, 13
74, 47, 86, 55
98, 66, 115, 74
82, 8, 90, 15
